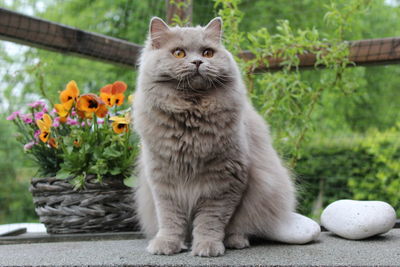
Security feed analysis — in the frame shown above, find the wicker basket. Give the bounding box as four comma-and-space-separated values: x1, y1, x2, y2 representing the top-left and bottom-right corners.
29, 176, 138, 234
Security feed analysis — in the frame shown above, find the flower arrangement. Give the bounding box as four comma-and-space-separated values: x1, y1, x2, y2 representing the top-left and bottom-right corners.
8, 80, 138, 188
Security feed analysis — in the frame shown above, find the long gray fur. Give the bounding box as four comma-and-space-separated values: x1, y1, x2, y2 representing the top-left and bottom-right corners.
132, 17, 319, 257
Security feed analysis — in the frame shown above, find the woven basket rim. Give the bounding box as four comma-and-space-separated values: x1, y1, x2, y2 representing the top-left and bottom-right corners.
30, 175, 133, 195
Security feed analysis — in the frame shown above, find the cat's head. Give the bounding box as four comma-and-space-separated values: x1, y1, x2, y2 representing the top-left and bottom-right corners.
139, 17, 237, 92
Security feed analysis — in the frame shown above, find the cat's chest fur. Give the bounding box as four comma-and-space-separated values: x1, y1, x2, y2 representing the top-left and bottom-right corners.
139, 92, 240, 178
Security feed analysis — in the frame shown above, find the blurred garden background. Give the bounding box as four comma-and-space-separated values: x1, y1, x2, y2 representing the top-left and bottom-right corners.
0, 0, 399, 224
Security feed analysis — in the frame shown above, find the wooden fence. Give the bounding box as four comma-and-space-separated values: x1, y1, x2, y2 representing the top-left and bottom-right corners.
1, 7, 400, 71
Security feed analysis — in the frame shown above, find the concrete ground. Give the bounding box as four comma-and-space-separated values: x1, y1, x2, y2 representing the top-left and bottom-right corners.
0, 229, 399, 266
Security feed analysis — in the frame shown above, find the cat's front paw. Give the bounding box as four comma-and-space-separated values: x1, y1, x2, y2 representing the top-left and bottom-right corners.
224, 234, 250, 249
191, 240, 225, 257
147, 236, 186, 255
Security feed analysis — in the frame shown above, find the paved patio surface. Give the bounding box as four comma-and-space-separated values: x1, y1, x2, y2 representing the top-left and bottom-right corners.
0, 229, 399, 266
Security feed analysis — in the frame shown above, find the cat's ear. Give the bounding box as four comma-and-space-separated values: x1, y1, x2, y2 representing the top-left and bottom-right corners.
205, 17, 223, 43
149, 17, 170, 49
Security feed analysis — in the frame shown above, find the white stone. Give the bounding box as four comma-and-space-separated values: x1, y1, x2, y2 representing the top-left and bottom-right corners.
321, 200, 396, 240
268, 212, 321, 244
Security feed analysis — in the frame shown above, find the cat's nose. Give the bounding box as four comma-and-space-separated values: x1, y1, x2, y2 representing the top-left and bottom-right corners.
191, 60, 203, 68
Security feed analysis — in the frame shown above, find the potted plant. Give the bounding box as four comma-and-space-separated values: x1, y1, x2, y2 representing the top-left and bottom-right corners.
7, 80, 139, 234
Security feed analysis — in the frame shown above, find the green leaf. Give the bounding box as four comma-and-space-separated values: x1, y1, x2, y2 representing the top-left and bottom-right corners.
103, 145, 123, 158
56, 169, 71, 179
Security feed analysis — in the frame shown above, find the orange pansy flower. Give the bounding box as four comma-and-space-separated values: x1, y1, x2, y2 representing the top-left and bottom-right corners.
36, 114, 52, 143
100, 81, 127, 107
96, 103, 108, 118
48, 138, 58, 149
73, 139, 81, 148
60, 80, 80, 104
76, 93, 108, 119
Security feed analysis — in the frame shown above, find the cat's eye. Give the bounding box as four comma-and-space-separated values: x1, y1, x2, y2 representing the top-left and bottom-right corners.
172, 48, 186, 58
202, 48, 214, 58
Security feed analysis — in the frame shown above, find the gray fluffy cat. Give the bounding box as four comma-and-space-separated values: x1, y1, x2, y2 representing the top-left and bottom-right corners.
133, 17, 320, 257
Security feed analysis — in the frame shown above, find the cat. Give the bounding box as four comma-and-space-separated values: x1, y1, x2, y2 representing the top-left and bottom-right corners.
132, 17, 320, 257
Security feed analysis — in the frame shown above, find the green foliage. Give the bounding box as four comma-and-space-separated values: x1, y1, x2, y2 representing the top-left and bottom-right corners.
56, 118, 139, 188
0, 0, 166, 105
296, 137, 367, 218
216, 0, 373, 166
214, 0, 400, 216
0, 116, 37, 223
348, 127, 400, 212
296, 130, 400, 218
168, 0, 193, 26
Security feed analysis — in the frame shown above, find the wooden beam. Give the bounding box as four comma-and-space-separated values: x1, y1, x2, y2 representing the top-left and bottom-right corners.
240, 37, 400, 72
0, 8, 142, 68
1, 8, 399, 71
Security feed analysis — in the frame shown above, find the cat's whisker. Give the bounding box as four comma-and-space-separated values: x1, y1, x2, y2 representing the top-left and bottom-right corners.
177, 77, 184, 91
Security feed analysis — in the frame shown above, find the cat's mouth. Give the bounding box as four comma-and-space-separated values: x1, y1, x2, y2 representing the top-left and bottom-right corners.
155, 71, 224, 91
187, 72, 209, 90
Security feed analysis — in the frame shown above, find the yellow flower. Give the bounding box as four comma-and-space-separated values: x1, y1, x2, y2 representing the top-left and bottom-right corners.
109, 115, 129, 134
54, 99, 74, 123
100, 81, 127, 107
60, 80, 80, 104
36, 114, 52, 143
76, 93, 108, 119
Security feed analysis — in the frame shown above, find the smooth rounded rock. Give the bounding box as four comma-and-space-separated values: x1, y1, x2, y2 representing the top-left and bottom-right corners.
269, 212, 321, 244
321, 200, 396, 240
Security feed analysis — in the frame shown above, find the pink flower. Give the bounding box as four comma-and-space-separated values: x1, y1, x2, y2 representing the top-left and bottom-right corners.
24, 141, 36, 151
97, 119, 104, 125
70, 110, 77, 117
7, 111, 21, 121
67, 117, 78, 126
42, 107, 48, 113
34, 130, 41, 139
20, 114, 33, 124
34, 111, 45, 121
51, 108, 57, 116
28, 101, 46, 109
53, 117, 60, 128
81, 121, 91, 127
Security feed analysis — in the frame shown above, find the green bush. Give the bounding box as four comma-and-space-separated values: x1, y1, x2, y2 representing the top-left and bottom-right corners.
0, 117, 37, 223
295, 128, 400, 219
349, 127, 400, 213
